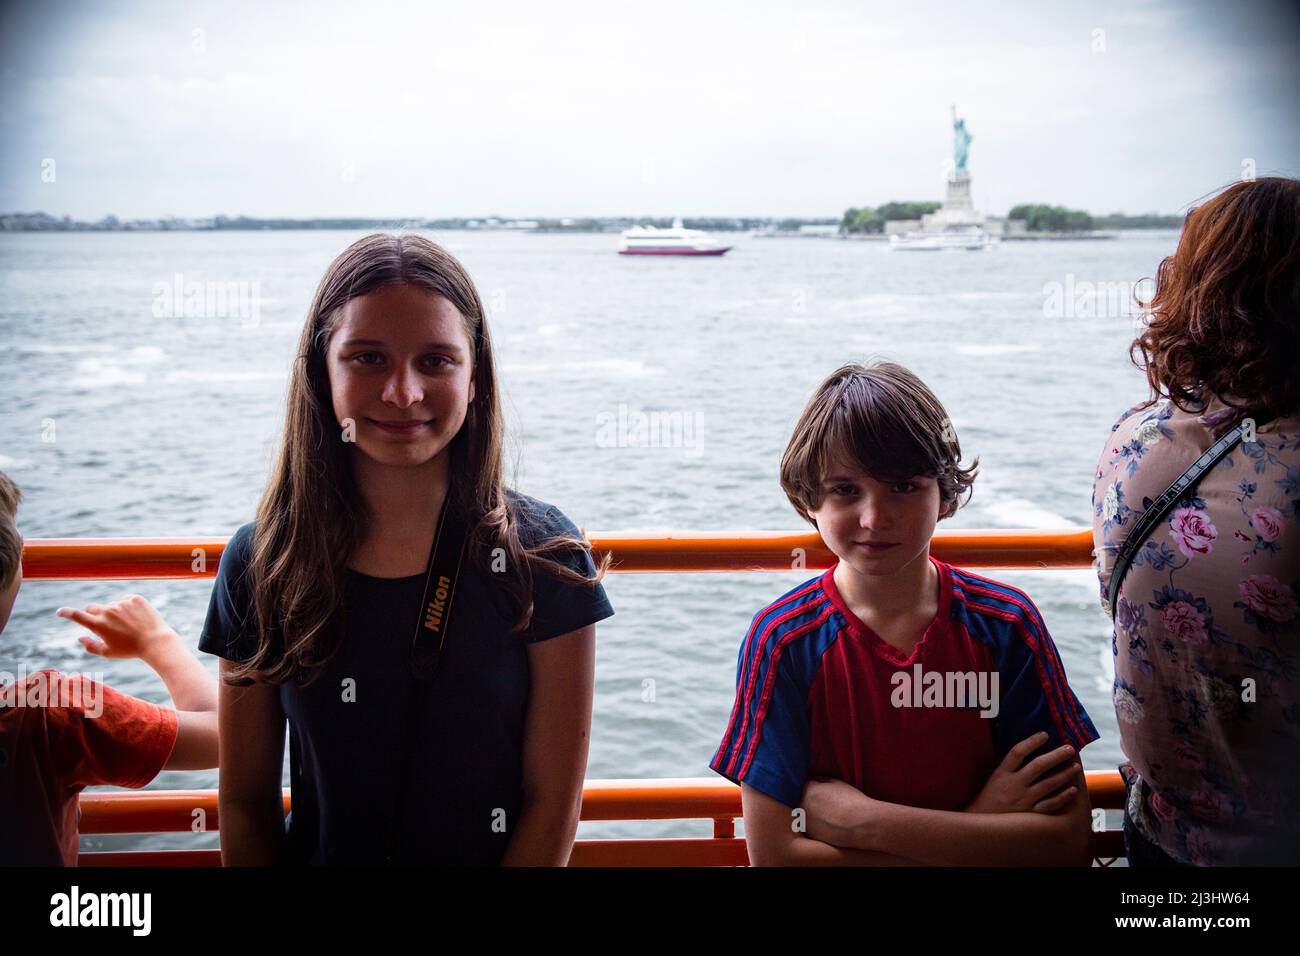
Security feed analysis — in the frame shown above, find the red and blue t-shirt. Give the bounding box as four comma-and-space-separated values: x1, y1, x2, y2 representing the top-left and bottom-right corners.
710, 557, 1098, 810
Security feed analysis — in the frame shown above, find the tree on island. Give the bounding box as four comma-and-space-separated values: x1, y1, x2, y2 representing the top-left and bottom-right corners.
841, 201, 941, 233
1007, 203, 1094, 232
1094, 211, 1184, 229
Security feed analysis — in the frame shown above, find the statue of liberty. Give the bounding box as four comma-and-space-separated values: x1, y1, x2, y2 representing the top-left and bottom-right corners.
951, 105, 972, 174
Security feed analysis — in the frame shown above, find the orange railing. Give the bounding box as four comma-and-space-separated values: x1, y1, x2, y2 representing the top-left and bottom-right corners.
77, 774, 1128, 866
21, 528, 1095, 579
20, 528, 1124, 865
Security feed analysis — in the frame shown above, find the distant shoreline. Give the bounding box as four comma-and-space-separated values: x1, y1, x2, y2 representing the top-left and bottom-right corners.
0, 212, 1182, 235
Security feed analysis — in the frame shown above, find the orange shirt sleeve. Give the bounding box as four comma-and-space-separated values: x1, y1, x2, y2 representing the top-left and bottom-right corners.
43, 671, 180, 789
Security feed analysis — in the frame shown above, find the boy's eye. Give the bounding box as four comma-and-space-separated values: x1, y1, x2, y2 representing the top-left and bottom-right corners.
892, 481, 917, 493
832, 483, 857, 496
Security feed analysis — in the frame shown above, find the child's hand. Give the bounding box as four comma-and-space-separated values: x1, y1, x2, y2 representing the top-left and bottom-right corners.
56, 595, 177, 661
965, 732, 1080, 815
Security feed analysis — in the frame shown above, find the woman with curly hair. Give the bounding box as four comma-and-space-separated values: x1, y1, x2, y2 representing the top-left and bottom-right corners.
1092, 176, 1300, 866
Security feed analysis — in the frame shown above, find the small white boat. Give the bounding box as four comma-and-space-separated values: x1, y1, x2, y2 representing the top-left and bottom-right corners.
889, 228, 1000, 251
618, 218, 732, 256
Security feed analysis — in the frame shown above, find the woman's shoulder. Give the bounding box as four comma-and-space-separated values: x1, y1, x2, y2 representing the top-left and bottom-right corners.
1111, 391, 1300, 443
1099, 394, 1231, 466
220, 520, 258, 569
1110, 399, 1154, 431
504, 489, 585, 545
199, 520, 260, 662
1106, 397, 1165, 436
501, 490, 612, 638
210, 520, 259, 598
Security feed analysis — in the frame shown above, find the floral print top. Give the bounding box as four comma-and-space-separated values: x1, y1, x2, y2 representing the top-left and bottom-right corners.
1092, 391, 1300, 865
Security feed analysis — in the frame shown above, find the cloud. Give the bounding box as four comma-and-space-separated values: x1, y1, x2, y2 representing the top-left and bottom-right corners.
2, 0, 1297, 218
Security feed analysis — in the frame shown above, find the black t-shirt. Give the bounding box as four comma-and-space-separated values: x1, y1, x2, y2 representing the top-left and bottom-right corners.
198, 490, 613, 865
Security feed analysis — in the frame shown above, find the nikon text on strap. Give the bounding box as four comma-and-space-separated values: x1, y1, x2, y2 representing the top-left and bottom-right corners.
410, 493, 470, 680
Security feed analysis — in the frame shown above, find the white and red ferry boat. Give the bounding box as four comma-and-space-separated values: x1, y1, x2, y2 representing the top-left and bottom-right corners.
618, 218, 733, 256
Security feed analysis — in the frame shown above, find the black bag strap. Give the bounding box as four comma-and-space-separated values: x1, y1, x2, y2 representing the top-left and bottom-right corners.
1107, 412, 1270, 620
385, 493, 471, 862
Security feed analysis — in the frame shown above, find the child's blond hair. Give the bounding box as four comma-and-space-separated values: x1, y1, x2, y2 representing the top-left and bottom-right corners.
0, 472, 22, 590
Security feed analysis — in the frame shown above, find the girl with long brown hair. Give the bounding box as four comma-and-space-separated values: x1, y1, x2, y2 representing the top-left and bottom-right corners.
199, 233, 613, 865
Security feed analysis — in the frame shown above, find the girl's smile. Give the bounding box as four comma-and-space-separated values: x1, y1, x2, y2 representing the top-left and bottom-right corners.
369, 417, 433, 435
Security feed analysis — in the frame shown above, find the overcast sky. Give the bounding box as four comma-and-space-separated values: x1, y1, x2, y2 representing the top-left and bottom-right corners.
2, 0, 1298, 219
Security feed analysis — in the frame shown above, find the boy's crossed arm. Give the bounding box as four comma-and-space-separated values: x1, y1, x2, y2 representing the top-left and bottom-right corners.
798, 733, 1093, 867
742, 783, 920, 866
741, 731, 1091, 866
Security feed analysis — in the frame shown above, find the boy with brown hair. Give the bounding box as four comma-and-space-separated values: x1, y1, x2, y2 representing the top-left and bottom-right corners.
0, 471, 219, 865
710, 362, 1098, 865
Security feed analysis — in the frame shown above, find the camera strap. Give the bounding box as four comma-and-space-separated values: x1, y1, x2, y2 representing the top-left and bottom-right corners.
385, 492, 470, 862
